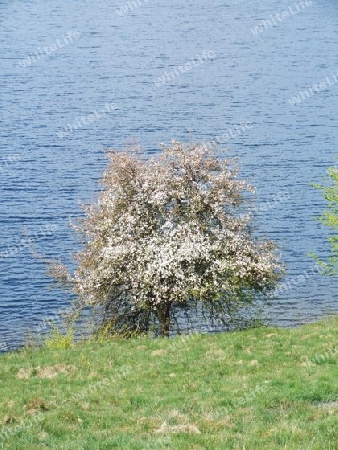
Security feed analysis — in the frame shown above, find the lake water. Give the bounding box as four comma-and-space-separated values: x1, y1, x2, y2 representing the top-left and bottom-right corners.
1, 0, 337, 351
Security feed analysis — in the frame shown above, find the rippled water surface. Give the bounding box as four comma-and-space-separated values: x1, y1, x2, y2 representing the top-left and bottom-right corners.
1, 0, 337, 350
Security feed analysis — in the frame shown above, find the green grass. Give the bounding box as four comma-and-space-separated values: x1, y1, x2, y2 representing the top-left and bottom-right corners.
0, 316, 337, 449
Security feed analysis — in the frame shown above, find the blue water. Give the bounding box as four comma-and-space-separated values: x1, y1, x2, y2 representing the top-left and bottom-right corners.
1, 0, 337, 350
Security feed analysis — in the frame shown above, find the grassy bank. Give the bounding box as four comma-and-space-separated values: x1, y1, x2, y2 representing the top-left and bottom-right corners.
0, 316, 337, 449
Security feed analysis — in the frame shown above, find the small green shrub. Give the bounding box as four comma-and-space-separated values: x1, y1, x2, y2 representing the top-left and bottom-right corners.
312, 164, 338, 275
44, 321, 75, 350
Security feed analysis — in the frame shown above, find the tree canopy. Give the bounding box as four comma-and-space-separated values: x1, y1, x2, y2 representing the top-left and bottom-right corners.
50, 142, 283, 337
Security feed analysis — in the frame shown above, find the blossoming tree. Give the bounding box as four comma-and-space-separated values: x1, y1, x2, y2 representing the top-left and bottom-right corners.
50, 141, 282, 337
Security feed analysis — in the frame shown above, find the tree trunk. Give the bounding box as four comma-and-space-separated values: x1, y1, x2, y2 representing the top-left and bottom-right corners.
156, 303, 171, 338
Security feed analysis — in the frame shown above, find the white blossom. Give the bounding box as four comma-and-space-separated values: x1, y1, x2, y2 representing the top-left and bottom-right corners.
50, 141, 282, 336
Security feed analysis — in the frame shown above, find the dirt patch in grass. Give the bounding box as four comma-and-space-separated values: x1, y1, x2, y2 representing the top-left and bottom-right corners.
16, 367, 33, 379
155, 422, 201, 434
151, 349, 167, 356
249, 359, 259, 366
36, 364, 76, 379
25, 397, 48, 415
16, 364, 76, 380
316, 400, 338, 409
1, 414, 19, 425
205, 348, 226, 359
